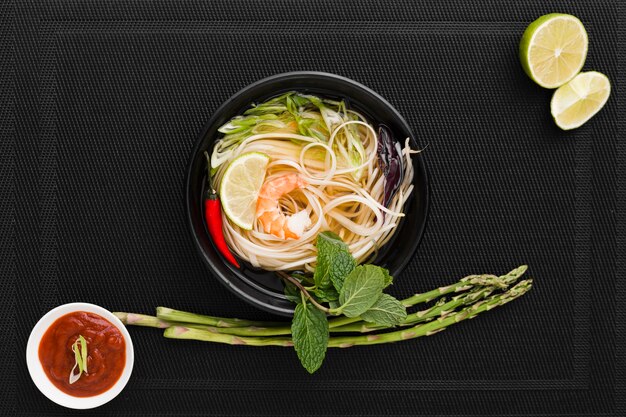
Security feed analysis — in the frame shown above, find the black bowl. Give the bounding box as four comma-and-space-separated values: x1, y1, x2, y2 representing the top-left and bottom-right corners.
186, 72, 429, 316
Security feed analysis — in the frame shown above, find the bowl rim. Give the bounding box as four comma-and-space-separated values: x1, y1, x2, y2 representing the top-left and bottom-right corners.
185, 71, 430, 316
26, 303, 134, 409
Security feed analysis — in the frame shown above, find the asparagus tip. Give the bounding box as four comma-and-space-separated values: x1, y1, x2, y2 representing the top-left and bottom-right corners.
512, 265, 528, 275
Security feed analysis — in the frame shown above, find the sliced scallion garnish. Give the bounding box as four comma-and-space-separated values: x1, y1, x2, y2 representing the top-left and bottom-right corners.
69, 335, 88, 384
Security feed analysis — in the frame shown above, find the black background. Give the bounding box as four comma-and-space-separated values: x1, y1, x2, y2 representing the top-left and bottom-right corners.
2, 0, 624, 416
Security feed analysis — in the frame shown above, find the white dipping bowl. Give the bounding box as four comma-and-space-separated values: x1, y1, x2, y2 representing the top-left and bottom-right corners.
26, 303, 134, 409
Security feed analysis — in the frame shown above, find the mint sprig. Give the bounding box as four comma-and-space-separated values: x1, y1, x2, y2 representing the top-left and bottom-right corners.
284, 233, 406, 372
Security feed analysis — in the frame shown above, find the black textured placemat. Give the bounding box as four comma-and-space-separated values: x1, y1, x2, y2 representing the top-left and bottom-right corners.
2, 0, 624, 415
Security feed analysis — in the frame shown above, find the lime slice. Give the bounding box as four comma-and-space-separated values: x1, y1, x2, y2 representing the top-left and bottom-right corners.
219, 152, 270, 230
551, 71, 611, 130
519, 13, 588, 88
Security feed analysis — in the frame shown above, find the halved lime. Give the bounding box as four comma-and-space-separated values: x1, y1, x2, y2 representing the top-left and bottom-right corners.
519, 13, 588, 88
551, 71, 611, 130
219, 152, 270, 229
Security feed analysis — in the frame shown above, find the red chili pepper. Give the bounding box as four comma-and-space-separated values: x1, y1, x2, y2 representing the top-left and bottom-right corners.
203, 152, 240, 268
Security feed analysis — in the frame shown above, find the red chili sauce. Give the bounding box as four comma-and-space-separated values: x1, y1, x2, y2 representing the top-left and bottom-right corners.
38, 311, 126, 397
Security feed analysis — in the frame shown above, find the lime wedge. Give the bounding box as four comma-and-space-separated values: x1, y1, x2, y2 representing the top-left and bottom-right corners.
219, 152, 270, 230
551, 71, 611, 130
519, 13, 588, 88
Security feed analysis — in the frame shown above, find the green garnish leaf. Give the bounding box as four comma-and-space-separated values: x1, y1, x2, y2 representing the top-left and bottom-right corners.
283, 280, 301, 304
381, 268, 393, 288
360, 294, 407, 327
69, 335, 88, 384
337, 265, 386, 318
313, 286, 339, 303
291, 301, 329, 374
314, 231, 356, 292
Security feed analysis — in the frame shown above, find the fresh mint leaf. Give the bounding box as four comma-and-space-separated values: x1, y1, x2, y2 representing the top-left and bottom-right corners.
381, 268, 393, 288
360, 294, 407, 326
283, 281, 301, 304
329, 250, 357, 291
314, 286, 339, 303
291, 301, 329, 374
337, 265, 386, 317
314, 231, 356, 292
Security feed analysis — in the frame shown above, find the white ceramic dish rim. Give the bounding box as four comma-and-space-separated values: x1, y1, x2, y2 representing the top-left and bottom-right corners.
26, 302, 134, 409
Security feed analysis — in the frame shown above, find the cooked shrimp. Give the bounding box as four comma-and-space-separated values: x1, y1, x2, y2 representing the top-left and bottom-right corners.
256, 173, 311, 239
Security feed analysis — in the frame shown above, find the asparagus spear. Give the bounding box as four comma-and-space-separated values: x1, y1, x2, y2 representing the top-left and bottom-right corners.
116, 287, 495, 336
329, 280, 532, 347
114, 312, 183, 329
115, 286, 499, 337
156, 307, 285, 328
164, 326, 294, 347
115, 266, 528, 336
112, 312, 278, 335
162, 280, 532, 347
153, 289, 491, 337
119, 266, 527, 328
